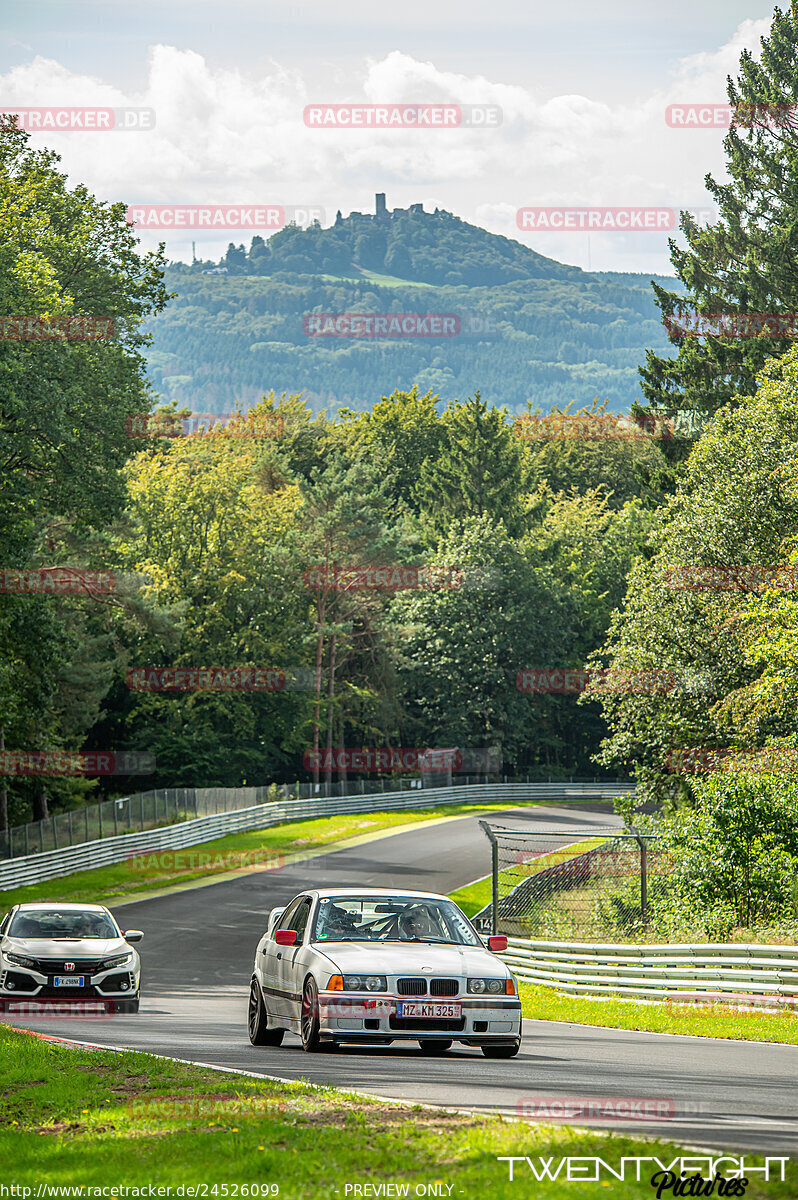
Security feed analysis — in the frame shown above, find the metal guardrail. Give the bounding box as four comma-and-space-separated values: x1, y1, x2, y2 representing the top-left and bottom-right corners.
0, 775, 631, 859
0, 781, 634, 891
500, 937, 798, 1005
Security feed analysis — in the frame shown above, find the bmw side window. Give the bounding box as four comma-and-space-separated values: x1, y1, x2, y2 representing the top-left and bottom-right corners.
290, 899, 312, 942
276, 897, 302, 933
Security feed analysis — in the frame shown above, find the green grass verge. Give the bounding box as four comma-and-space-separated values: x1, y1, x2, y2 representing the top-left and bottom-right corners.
1, 1027, 787, 1196
520, 983, 798, 1044
0, 803, 516, 911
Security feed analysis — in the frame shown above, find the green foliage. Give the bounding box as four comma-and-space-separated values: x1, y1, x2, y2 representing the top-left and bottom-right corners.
648, 774, 798, 937
593, 343, 798, 802
0, 122, 169, 820
642, 5, 798, 426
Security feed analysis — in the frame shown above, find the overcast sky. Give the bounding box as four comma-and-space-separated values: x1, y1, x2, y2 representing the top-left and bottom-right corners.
0, 0, 778, 272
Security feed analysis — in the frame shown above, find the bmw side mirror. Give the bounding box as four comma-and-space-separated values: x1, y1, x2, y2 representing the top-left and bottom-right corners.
488, 935, 508, 952
124, 930, 144, 943
275, 929, 297, 946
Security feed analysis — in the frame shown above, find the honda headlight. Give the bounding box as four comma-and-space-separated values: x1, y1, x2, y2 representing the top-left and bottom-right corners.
5, 952, 37, 970
342, 974, 387, 991
103, 953, 133, 969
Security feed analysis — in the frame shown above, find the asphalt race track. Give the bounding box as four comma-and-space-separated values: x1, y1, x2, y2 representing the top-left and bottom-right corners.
6, 804, 798, 1155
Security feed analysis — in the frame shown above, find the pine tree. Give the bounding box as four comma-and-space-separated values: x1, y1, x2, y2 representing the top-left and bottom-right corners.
415, 393, 526, 536
642, 2, 798, 429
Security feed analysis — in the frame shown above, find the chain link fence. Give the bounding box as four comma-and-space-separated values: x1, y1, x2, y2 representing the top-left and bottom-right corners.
475, 823, 666, 941
0, 774, 626, 860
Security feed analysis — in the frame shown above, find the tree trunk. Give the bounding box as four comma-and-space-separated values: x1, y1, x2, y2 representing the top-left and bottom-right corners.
311, 590, 327, 787
324, 628, 337, 792
31, 723, 49, 821
0, 728, 8, 835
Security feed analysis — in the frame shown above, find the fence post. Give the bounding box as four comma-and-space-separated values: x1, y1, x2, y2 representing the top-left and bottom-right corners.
479, 820, 500, 935
98, 804, 103, 840
114, 802, 119, 836
52, 815, 58, 849
629, 825, 648, 924
68, 810, 73, 845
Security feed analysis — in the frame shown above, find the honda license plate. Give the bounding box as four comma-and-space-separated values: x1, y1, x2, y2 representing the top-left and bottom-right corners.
53, 976, 84, 987
395, 1002, 461, 1019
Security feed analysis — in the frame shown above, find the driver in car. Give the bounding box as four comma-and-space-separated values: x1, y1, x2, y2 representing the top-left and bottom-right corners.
319, 904, 355, 939
398, 904, 438, 940
71, 914, 94, 938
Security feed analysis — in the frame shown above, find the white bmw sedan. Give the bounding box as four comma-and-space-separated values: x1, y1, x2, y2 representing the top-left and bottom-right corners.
0, 903, 143, 1013
248, 888, 521, 1057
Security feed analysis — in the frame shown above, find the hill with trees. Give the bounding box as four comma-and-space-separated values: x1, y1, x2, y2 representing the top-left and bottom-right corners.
145, 199, 678, 415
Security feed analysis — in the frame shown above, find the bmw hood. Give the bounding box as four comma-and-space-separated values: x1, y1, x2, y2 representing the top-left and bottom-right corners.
313, 941, 509, 977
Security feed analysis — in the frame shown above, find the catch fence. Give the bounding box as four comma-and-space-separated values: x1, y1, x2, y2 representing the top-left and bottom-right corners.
0, 776, 632, 861
476, 822, 664, 940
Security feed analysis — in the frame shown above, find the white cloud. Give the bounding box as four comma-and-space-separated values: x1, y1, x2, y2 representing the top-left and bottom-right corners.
0, 16, 772, 272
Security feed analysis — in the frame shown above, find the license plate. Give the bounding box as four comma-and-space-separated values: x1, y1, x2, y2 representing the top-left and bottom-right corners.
53, 976, 84, 987
396, 1001, 461, 1019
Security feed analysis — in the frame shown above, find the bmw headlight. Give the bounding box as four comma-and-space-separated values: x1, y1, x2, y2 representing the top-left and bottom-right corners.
342, 974, 387, 991
103, 953, 133, 969
468, 978, 506, 994
5, 952, 37, 970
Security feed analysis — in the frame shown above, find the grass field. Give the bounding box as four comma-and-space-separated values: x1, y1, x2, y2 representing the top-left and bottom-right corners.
0, 802, 516, 912
1, 1027, 788, 1197
520, 984, 798, 1044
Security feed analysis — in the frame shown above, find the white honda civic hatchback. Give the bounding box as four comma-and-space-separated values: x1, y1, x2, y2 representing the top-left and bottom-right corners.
0, 903, 143, 1013
248, 887, 521, 1056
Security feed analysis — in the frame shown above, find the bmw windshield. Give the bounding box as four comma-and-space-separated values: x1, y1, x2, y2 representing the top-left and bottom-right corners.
312, 896, 481, 945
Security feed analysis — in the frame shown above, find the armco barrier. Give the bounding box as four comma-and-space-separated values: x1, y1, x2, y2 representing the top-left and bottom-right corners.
500, 937, 798, 1007
0, 781, 633, 891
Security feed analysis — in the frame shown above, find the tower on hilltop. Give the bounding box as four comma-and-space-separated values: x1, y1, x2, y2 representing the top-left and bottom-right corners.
375, 192, 387, 218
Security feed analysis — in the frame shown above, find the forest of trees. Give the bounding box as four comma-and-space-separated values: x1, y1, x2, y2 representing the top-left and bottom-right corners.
7, 0, 798, 935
